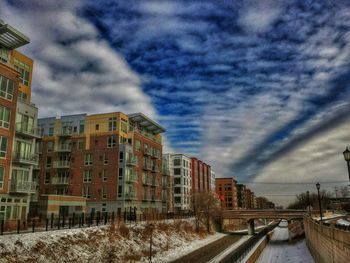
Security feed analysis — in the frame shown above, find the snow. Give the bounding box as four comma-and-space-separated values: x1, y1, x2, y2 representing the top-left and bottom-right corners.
0, 219, 224, 263
337, 219, 350, 226
256, 220, 315, 263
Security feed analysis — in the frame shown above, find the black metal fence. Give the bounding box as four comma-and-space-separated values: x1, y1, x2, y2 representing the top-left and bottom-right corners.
0, 211, 194, 236
221, 223, 278, 263
315, 220, 350, 231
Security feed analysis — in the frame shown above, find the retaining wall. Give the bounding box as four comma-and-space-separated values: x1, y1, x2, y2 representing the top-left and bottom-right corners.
304, 216, 350, 263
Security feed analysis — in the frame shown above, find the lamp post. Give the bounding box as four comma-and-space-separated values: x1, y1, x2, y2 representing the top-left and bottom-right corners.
306, 190, 311, 215
316, 183, 322, 221
343, 147, 350, 185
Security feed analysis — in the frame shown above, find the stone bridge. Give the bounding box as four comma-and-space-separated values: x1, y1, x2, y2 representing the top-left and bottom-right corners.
222, 209, 308, 235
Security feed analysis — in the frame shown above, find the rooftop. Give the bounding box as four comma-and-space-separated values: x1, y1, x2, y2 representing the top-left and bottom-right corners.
0, 19, 30, 49
128, 113, 166, 134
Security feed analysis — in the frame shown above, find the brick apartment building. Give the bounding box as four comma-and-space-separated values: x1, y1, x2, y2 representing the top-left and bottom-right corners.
191, 157, 211, 193
215, 178, 238, 209
236, 184, 247, 208
35, 112, 170, 216
0, 19, 40, 221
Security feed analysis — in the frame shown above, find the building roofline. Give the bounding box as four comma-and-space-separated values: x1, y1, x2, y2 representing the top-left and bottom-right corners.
128, 112, 165, 134
0, 21, 30, 49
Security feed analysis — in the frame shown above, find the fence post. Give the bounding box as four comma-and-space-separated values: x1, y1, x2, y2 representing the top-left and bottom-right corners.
62, 214, 66, 228
39, 213, 42, 223
78, 217, 81, 228
72, 213, 75, 227
82, 212, 85, 226
46, 218, 49, 231
58, 214, 61, 230
17, 220, 20, 234
32, 219, 35, 233
69, 218, 71, 229
51, 213, 54, 229
96, 211, 100, 226
90, 211, 93, 226
0, 220, 3, 235
104, 212, 108, 225
112, 212, 115, 223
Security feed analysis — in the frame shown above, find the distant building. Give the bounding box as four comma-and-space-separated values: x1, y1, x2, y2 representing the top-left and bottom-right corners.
245, 188, 253, 209
191, 157, 211, 193
236, 184, 246, 209
215, 178, 238, 209
210, 170, 216, 192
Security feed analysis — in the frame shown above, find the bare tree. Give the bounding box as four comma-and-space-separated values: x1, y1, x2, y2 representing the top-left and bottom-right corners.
192, 191, 222, 232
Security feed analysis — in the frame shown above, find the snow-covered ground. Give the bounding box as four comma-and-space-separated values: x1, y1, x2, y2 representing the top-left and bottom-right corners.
337, 219, 350, 226
0, 220, 225, 263
256, 220, 315, 263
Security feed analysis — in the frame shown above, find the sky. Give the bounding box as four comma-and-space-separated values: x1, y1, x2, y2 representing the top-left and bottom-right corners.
1, 0, 350, 206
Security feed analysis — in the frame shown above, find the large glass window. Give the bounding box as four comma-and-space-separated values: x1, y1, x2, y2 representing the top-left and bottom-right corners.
83, 186, 91, 198
121, 119, 128, 133
0, 136, 8, 158
173, 158, 180, 166
84, 153, 93, 166
107, 135, 117, 148
0, 166, 4, 189
0, 106, 11, 129
83, 170, 92, 182
135, 140, 141, 151
13, 140, 32, 158
0, 75, 14, 100
0, 49, 9, 63
14, 65, 30, 86
16, 113, 34, 132
174, 168, 181, 175
108, 117, 117, 131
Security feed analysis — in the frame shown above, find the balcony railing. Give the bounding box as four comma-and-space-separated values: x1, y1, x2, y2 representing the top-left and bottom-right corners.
142, 176, 152, 186
126, 156, 138, 166
151, 178, 158, 187
125, 173, 139, 183
129, 126, 162, 144
151, 165, 160, 173
51, 177, 70, 185
151, 150, 161, 159
56, 128, 73, 137
162, 167, 171, 175
125, 192, 138, 200
56, 144, 71, 152
53, 160, 70, 169
15, 123, 42, 138
142, 162, 152, 171
10, 180, 37, 193
143, 148, 152, 156
12, 152, 39, 165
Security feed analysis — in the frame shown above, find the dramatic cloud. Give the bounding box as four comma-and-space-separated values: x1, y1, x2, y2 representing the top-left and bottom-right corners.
2, 0, 350, 205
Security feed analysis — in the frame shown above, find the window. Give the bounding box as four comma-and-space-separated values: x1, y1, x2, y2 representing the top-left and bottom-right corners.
108, 117, 117, 131
174, 178, 181, 185
174, 187, 181, 194
83, 170, 92, 182
84, 154, 93, 165
118, 168, 123, 180
174, 168, 181, 175
95, 124, 99, 130
0, 106, 11, 128
118, 185, 122, 198
103, 153, 108, 165
83, 186, 91, 198
0, 166, 4, 189
102, 186, 107, 199
78, 140, 84, 150
47, 141, 53, 152
121, 119, 128, 133
119, 151, 124, 161
173, 158, 180, 166
0, 136, 7, 158
0, 206, 5, 220
48, 126, 54, 136
45, 172, 50, 184
79, 120, 85, 133
102, 170, 108, 182
174, 197, 181, 204
0, 75, 14, 100
107, 135, 117, 148
0, 49, 9, 63
14, 65, 30, 86
46, 156, 52, 168
135, 140, 141, 151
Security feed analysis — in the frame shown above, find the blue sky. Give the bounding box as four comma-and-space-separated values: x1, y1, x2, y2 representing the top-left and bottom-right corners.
1, 0, 350, 205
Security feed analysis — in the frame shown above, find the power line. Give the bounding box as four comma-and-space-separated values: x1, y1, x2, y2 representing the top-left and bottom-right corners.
239, 181, 349, 185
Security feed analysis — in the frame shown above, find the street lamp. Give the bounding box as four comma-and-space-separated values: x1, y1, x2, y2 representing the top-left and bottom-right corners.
343, 147, 350, 185
316, 183, 322, 221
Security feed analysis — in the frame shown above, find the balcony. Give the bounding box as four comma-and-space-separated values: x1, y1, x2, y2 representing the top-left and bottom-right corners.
151, 165, 159, 173
56, 144, 71, 152
56, 128, 73, 137
142, 176, 152, 186
126, 156, 138, 166
162, 180, 168, 189
51, 177, 70, 185
15, 123, 42, 139
151, 150, 161, 159
143, 148, 152, 156
162, 167, 171, 176
142, 162, 152, 171
125, 192, 138, 200
151, 178, 158, 187
10, 180, 37, 194
53, 160, 70, 169
12, 152, 39, 165
142, 194, 151, 201
125, 173, 139, 183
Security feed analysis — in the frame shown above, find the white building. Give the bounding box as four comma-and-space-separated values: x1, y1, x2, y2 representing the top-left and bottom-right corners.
163, 153, 192, 212
210, 170, 216, 192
